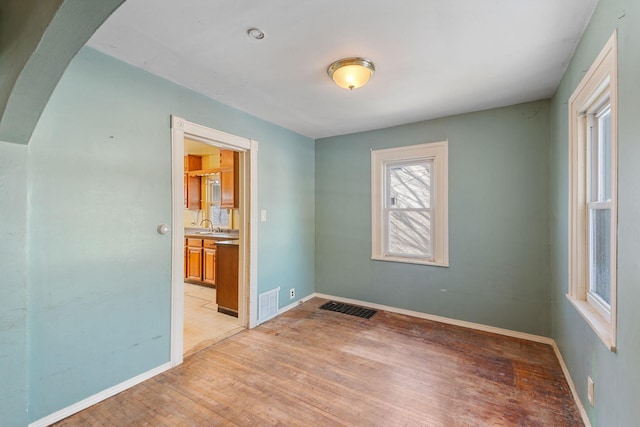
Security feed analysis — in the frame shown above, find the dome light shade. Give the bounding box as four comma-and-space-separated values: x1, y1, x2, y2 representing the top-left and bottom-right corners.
327, 58, 375, 90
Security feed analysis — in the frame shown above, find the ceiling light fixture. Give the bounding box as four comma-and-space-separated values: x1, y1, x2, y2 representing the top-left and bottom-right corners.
247, 28, 265, 40
327, 57, 376, 90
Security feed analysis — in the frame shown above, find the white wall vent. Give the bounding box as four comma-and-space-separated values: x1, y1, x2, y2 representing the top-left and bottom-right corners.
258, 287, 279, 324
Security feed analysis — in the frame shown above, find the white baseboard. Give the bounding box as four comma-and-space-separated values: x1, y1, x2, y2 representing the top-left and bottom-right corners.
552, 342, 592, 427
312, 293, 554, 344
312, 292, 590, 426
29, 294, 591, 427
29, 362, 172, 427
278, 293, 316, 316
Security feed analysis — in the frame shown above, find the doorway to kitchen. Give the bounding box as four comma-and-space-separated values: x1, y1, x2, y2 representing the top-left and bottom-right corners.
170, 116, 258, 366
183, 138, 243, 356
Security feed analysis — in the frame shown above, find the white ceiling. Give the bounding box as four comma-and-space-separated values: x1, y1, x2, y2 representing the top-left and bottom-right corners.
87, 0, 597, 139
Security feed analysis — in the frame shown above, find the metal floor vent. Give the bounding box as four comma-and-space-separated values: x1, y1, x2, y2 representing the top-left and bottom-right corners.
319, 301, 377, 319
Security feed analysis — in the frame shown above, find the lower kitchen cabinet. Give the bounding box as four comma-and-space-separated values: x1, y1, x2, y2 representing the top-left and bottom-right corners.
215, 242, 239, 317
185, 235, 239, 292
202, 241, 217, 285
185, 238, 203, 281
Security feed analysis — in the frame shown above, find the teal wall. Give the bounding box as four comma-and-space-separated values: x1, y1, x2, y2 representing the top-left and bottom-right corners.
316, 101, 551, 336
25, 47, 315, 422
4, 0, 638, 423
549, 0, 640, 425
0, 142, 28, 426
258, 127, 315, 303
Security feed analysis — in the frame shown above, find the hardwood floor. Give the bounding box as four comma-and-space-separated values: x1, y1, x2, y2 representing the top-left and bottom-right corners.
55, 297, 583, 426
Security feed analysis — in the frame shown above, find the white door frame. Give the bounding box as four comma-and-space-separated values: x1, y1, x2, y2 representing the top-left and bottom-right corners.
170, 116, 259, 366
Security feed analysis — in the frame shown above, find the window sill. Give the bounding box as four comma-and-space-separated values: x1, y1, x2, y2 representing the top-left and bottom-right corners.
566, 294, 616, 352
371, 255, 449, 268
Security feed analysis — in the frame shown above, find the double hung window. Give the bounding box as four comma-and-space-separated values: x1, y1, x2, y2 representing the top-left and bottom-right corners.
371, 141, 448, 266
568, 32, 618, 351
586, 101, 612, 320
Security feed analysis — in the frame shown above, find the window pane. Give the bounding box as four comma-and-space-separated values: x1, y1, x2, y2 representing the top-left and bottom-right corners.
590, 208, 611, 305
209, 206, 230, 227
599, 108, 612, 200
388, 162, 431, 208
387, 210, 431, 257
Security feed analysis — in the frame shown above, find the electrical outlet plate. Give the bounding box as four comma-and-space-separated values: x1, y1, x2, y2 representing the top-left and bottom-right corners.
587, 376, 594, 406
289, 288, 295, 299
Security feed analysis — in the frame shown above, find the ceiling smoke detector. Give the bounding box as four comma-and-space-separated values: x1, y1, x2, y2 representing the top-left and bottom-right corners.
247, 28, 265, 40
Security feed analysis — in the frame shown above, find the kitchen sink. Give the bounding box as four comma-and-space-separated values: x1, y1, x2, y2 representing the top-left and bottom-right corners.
185, 228, 239, 239
195, 231, 237, 238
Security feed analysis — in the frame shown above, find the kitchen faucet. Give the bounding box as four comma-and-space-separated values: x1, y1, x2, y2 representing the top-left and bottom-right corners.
200, 219, 214, 231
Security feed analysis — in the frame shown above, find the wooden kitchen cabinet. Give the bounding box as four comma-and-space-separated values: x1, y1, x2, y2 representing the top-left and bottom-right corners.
215, 242, 239, 317
185, 154, 202, 171
202, 240, 217, 285
184, 155, 202, 210
220, 150, 239, 209
185, 238, 203, 281
185, 237, 220, 288
185, 175, 201, 210
219, 150, 235, 168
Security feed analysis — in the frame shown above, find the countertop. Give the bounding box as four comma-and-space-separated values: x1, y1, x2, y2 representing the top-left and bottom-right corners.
184, 227, 239, 240
214, 240, 239, 246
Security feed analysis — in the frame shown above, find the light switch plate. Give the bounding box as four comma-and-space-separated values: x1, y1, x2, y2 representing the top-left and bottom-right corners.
260, 210, 267, 222
587, 376, 594, 406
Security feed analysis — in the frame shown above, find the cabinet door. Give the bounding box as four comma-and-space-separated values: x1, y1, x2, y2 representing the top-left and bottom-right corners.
219, 150, 236, 168
220, 169, 237, 208
216, 244, 239, 316
202, 247, 216, 285
185, 155, 202, 172
220, 150, 239, 209
184, 155, 203, 210
186, 175, 201, 210
186, 247, 203, 281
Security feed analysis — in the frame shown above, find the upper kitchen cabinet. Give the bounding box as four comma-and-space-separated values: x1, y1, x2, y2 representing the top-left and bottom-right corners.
220, 150, 239, 209
185, 154, 202, 172
184, 155, 202, 210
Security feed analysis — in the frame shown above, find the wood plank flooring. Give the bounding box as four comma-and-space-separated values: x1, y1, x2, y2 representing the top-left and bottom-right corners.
54, 297, 583, 426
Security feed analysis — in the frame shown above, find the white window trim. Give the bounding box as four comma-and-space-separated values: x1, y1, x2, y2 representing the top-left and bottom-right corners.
371, 141, 449, 267
567, 32, 618, 352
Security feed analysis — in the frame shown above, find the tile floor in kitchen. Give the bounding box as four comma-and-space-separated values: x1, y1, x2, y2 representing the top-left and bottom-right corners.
183, 283, 244, 357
